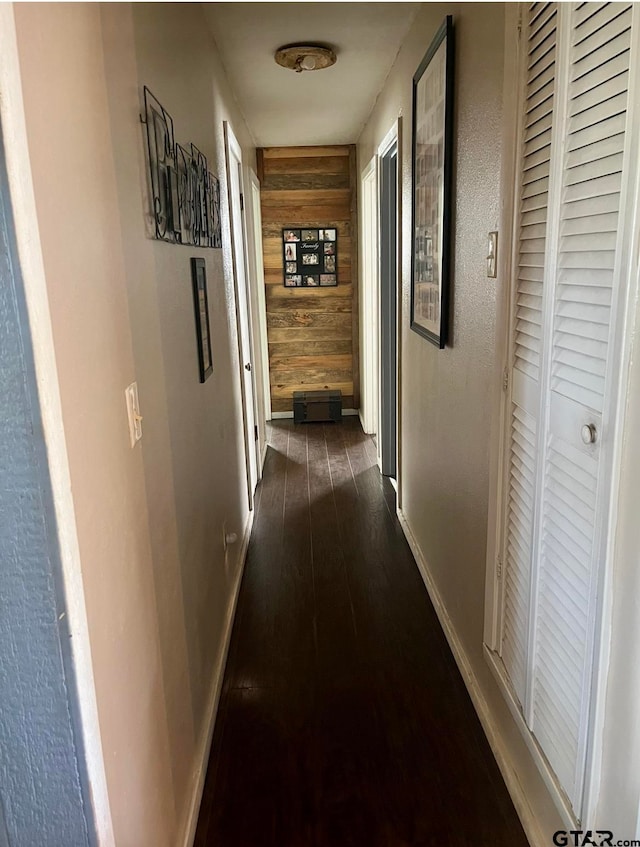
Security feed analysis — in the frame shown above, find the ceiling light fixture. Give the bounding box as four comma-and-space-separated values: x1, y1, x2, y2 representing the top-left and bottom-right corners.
274, 44, 337, 73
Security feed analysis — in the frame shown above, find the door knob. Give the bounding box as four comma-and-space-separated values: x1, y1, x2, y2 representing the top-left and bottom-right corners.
581, 423, 597, 445
245, 362, 252, 372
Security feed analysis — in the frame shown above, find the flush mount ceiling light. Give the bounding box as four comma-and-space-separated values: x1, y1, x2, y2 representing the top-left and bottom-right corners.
274, 44, 337, 73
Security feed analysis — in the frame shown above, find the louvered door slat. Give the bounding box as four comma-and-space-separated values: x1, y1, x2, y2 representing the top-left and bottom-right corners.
554, 345, 607, 379
571, 72, 628, 116
572, 23, 632, 77
526, 88, 555, 125
530, 8, 559, 54
502, 403, 538, 706
514, 5, 557, 383
533, 433, 600, 809
527, 78, 555, 116
574, 1, 618, 29
519, 263, 545, 282
562, 210, 618, 236
564, 193, 622, 220
534, 675, 581, 761
567, 136, 624, 170
529, 31, 557, 75
569, 91, 628, 134
529, 61, 556, 102
536, 632, 583, 714
555, 299, 610, 322
561, 234, 618, 255
567, 111, 627, 152
572, 8, 631, 63
523, 175, 550, 200
524, 160, 551, 186
521, 239, 547, 257
564, 171, 622, 203
566, 153, 624, 186
524, 127, 553, 160
570, 50, 629, 97
531, 2, 557, 35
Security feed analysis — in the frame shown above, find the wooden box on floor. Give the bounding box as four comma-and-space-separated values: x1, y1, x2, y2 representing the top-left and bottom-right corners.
293, 389, 342, 424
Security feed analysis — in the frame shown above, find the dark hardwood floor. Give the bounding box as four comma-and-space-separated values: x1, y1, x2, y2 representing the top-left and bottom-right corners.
194, 418, 528, 847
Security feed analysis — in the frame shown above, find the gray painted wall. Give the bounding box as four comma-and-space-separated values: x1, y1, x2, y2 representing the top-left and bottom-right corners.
0, 134, 93, 845
0, 800, 10, 847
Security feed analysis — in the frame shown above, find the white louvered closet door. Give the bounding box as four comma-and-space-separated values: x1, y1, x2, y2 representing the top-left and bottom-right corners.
530, 1, 634, 816
500, 0, 558, 726
499, 0, 637, 823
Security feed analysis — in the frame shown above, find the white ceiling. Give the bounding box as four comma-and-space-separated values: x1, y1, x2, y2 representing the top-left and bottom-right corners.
203, 2, 420, 147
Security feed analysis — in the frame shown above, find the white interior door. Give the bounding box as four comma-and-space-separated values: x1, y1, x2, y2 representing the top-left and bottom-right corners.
224, 122, 258, 508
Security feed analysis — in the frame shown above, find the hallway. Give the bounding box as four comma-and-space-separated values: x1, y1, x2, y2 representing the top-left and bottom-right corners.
195, 419, 527, 846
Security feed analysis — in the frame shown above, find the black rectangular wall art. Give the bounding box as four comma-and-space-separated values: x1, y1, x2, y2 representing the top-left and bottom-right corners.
191, 258, 213, 382
282, 228, 338, 287
410, 16, 454, 348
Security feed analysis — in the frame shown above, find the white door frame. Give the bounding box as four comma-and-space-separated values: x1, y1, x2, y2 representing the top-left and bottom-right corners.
483, 2, 522, 652
377, 119, 401, 493
0, 10, 114, 842
224, 121, 259, 509
360, 156, 379, 438
247, 168, 271, 425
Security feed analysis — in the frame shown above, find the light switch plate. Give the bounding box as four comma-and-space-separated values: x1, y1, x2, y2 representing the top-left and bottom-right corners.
125, 382, 142, 447
487, 231, 498, 278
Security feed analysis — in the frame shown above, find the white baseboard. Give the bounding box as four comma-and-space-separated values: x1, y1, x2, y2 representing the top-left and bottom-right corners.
396, 507, 546, 847
271, 408, 359, 421
180, 509, 253, 847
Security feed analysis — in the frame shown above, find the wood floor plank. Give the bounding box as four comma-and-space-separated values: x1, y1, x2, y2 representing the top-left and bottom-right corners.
195, 419, 528, 847
306, 424, 359, 690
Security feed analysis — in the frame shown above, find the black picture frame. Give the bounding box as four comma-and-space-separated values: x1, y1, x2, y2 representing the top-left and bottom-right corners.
410, 16, 454, 348
191, 258, 213, 382
282, 228, 338, 287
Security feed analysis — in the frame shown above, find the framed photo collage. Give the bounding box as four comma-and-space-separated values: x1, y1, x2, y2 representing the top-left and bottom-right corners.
282, 228, 338, 288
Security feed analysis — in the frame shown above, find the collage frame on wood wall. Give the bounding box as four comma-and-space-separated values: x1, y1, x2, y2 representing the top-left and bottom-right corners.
282, 227, 338, 288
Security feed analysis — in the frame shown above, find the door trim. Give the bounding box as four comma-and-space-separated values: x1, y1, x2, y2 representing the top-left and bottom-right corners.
0, 10, 114, 842
359, 156, 379, 438
582, 6, 640, 824
247, 169, 271, 423
377, 119, 401, 490
483, 4, 523, 652
224, 120, 259, 509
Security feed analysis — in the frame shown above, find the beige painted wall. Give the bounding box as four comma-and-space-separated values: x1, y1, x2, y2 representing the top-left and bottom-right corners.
358, 4, 564, 842
13, 3, 259, 844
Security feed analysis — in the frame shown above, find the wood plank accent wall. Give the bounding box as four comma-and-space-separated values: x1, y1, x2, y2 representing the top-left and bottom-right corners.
258, 145, 359, 414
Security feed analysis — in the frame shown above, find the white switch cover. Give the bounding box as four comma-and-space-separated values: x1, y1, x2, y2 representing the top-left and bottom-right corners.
487, 231, 498, 278
125, 382, 143, 447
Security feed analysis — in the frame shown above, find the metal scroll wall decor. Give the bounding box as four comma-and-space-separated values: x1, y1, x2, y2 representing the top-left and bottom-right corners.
141, 86, 222, 248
